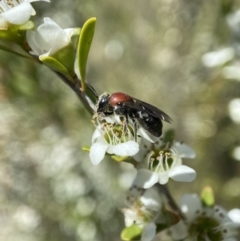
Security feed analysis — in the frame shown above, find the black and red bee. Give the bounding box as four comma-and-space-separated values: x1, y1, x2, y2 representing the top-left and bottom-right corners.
95, 92, 172, 137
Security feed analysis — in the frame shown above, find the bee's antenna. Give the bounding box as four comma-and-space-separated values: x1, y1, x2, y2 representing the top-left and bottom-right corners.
86, 81, 99, 99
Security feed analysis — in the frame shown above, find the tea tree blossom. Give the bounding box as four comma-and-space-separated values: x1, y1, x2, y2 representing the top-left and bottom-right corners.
89, 113, 158, 165
227, 10, 240, 38
170, 194, 240, 241
202, 48, 234, 68
27, 17, 78, 74
0, 0, 49, 29
228, 209, 240, 224
122, 186, 162, 241
89, 116, 139, 165
133, 139, 196, 188
27, 17, 76, 57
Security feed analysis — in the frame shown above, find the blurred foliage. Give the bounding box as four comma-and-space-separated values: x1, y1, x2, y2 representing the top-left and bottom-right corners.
0, 0, 240, 240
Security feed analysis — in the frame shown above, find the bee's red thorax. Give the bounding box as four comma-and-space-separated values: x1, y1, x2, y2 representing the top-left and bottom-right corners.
109, 92, 133, 106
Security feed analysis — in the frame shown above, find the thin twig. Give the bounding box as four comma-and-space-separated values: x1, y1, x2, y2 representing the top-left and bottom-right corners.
155, 183, 186, 221
54, 71, 97, 115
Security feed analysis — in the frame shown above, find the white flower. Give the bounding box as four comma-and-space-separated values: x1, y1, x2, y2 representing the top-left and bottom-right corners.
202, 48, 234, 68
89, 117, 140, 165
170, 194, 240, 241
226, 11, 240, 56
228, 98, 240, 124
133, 140, 196, 188
227, 10, 240, 37
122, 186, 162, 241
0, 0, 49, 29
27, 17, 76, 57
222, 64, 240, 82
228, 209, 240, 224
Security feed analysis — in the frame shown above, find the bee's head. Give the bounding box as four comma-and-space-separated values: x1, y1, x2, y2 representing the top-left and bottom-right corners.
96, 93, 113, 114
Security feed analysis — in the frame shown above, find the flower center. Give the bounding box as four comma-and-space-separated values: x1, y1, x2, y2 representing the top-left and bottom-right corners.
101, 121, 135, 145
188, 215, 223, 241
146, 147, 179, 173
125, 194, 155, 225
0, 0, 22, 12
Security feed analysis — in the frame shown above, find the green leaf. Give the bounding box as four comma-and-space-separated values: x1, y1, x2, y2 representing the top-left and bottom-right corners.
121, 225, 143, 241
0, 21, 34, 44
0, 24, 25, 43
77, 17, 96, 91
163, 129, 175, 144
201, 186, 215, 207
19, 21, 34, 31
52, 44, 75, 75
70, 28, 81, 48
40, 55, 69, 75
40, 44, 75, 78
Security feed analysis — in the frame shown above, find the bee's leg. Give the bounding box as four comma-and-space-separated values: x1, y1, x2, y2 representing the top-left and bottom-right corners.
131, 118, 138, 142
123, 115, 129, 133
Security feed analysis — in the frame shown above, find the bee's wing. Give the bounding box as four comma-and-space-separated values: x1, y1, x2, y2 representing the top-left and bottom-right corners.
128, 97, 172, 123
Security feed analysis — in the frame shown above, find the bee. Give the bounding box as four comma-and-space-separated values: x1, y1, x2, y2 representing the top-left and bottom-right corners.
95, 92, 172, 137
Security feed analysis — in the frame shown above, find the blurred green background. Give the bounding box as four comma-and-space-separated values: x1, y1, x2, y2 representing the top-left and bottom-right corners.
0, 0, 240, 240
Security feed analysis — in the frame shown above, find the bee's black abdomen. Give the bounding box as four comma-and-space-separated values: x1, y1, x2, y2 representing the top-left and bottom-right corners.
137, 115, 163, 137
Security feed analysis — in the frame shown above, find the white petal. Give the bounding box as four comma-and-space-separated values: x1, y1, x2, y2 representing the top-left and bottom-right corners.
112, 141, 139, 156
178, 194, 202, 222
158, 171, 170, 184
89, 142, 108, 165
64, 28, 78, 38
141, 223, 156, 241
133, 169, 158, 189
1, 2, 33, 25
106, 144, 115, 154
226, 11, 240, 30
169, 165, 196, 182
27, 17, 69, 55
28, 0, 50, 2
169, 220, 188, 240
133, 138, 151, 162
133, 149, 146, 162
228, 208, 240, 224
220, 222, 240, 237
42, 17, 56, 25
173, 142, 196, 159
111, 114, 122, 124
223, 238, 238, 241
138, 127, 157, 143
91, 127, 103, 143
140, 188, 162, 211
122, 209, 139, 227
37, 18, 64, 48
39, 50, 52, 59
213, 205, 231, 223
50, 28, 70, 53
102, 116, 116, 124
27, 30, 44, 55
0, 15, 8, 28
202, 48, 234, 67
